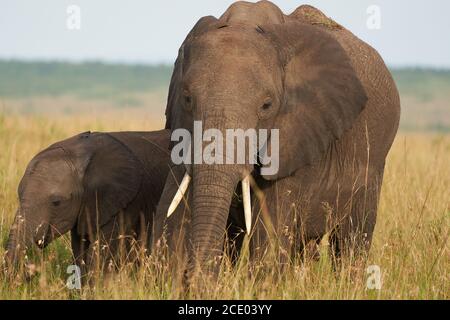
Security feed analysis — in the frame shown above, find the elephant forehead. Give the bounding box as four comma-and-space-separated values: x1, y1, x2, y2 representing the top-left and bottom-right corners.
185, 31, 278, 83
220, 1, 286, 26
189, 29, 258, 58
25, 158, 74, 192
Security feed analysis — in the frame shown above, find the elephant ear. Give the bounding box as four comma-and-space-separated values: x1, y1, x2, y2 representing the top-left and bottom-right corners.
77, 134, 143, 236
165, 15, 220, 131
262, 21, 368, 180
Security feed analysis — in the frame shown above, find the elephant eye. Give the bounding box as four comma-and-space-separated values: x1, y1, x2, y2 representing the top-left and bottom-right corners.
261, 97, 273, 111
262, 101, 272, 110
52, 200, 61, 207
50, 195, 64, 207
183, 89, 193, 111
258, 97, 275, 120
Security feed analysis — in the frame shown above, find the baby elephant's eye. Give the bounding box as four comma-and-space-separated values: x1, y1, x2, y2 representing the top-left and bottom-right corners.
52, 200, 61, 207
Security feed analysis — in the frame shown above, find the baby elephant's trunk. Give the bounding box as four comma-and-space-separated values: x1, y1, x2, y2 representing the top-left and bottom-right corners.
4, 210, 30, 270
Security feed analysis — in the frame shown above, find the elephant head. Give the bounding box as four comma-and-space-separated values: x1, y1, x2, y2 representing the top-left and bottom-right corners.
4, 132, 143, 269
162, 1, 368, 279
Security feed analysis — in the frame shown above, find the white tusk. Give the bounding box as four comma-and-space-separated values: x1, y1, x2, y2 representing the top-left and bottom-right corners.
167, 173, 191, 218
242, 176, 252, 235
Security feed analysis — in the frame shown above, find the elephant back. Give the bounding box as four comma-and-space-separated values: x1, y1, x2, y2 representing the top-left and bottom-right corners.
289, 5, 343, 31
291, 5, 401, 165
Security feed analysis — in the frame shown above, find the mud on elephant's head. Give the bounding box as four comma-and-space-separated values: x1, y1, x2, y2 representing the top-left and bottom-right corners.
4, 131, 153, 269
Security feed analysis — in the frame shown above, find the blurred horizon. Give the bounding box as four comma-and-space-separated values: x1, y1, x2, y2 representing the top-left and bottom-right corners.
1, 58, 450, 71
2, 58, 450, 71
1, 60, 449, 133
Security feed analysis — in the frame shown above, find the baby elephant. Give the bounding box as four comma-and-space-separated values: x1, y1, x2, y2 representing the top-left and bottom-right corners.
4, 130, 170, 275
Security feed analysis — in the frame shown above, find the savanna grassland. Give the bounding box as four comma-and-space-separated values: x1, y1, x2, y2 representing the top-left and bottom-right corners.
0, 61, 448, 299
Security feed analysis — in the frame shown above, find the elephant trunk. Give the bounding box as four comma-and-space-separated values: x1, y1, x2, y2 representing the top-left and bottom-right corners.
188, 109, 253, 280
188, 164, 241, 280
4, 208, 47, 270
4, 210, 29, 269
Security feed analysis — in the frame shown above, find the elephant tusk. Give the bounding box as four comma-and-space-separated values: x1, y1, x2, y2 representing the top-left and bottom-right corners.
242, 176, 252, 235
167, 173, 191, 218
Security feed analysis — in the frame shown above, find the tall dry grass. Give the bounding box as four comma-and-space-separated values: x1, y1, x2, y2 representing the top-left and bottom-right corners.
0, 113, 448, 299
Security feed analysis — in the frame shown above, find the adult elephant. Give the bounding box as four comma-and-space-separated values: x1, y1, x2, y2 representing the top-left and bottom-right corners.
154, 1, 400, 282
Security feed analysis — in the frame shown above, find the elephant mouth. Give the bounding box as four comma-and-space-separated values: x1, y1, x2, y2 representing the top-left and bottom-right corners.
34, 222, 52, 249
166, 169, 254, 235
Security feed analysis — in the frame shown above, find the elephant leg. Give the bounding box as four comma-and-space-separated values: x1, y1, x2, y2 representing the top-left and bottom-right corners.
226, 200, 246, 265
249, 193, 272, 263
329, 170, 383, 271
83, 240, 110, 285
135, 209, 153, 261
82, 218, 120, 275
153, 165, 190, 256
167, 193, 192, 258
70, 227, 90, 280
71, 225, 116, 285
106, 211, 142, 269
297, 237, 322, 263
250, 179, 299, 266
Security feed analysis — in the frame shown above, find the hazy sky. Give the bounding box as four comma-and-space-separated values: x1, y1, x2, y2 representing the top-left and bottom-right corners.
1, 0, 449, 67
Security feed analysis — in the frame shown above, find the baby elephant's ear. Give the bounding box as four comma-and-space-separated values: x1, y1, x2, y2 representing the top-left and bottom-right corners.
77, 134, 142, 236
262, 22, 368, 180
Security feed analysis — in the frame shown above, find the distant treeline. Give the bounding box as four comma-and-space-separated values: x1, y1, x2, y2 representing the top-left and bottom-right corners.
1, 60, 449, 132
0, 60, 172, 99
1, 60, 449, 101
392, 68, 450, 102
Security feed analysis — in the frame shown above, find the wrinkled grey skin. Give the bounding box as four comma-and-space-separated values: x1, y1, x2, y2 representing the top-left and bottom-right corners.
154, 1, 400, 281
4, 130, 170, 275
